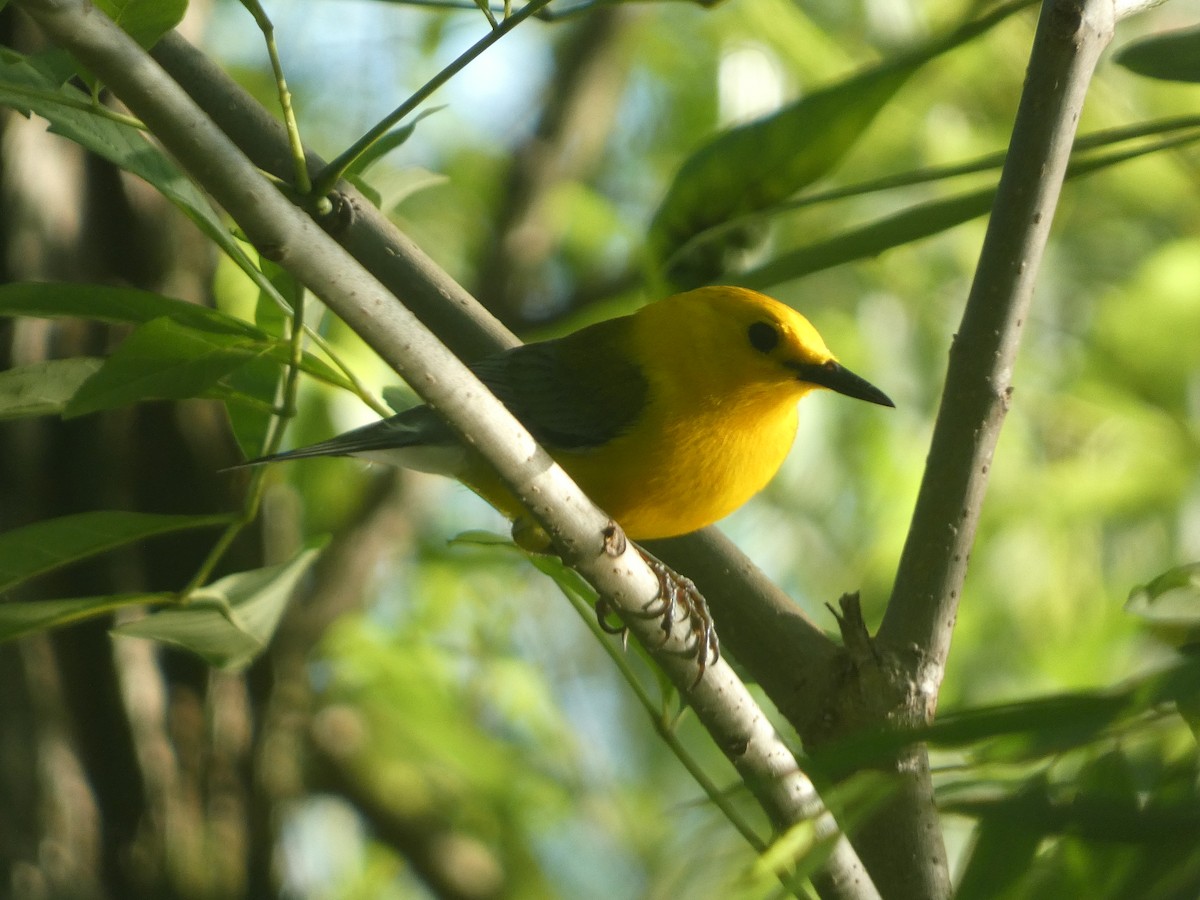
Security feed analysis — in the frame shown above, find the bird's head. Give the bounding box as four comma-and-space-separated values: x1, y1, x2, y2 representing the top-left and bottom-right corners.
651, 286, 894, 408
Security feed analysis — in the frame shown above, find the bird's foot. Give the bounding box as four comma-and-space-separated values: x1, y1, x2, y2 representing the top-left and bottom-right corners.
589, 522, 718, 685
638, 549, 720, 685
594, 596, 630, 651
593, 522, 631, 648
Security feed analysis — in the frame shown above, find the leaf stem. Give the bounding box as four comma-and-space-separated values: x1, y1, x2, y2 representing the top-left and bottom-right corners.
239, 0, 311, 195
547, 563, 769, 853
0, 79, 145, 128
181, 281, 311, 598
311, 0, 556, 198
669, 114, 1200, 274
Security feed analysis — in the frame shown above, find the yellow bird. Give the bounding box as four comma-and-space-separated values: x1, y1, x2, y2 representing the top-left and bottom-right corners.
245, 286, 892, 663
250, 285, 891, 534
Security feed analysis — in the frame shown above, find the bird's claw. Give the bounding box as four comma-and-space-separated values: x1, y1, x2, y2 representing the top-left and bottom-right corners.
588, 537, 719, 686
639, 550, 720, 686
594, 596, 629, 651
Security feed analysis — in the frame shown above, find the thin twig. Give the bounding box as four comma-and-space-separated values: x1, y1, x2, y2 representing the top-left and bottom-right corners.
180, 279, 309, 597
311, 0, 556, 197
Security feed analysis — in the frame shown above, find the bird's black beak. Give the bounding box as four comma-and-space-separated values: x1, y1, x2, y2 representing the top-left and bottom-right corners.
790, 359, 894, 408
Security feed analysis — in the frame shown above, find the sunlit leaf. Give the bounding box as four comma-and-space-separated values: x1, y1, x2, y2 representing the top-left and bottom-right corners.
1116, 26, 1200, 83
0, 593, 168, 642
64, 317, 272, 417
0, 511, 230, 593
955, 776, 1051, 900
0, 55, 268, 292
1126, 562, 1200, 647
650, 59, 914, 286
114, 546, 323, 669
94, 0, 187, 49
0, 357, 103, 419
0, 282, 266, 336
648, 1, 1028, 286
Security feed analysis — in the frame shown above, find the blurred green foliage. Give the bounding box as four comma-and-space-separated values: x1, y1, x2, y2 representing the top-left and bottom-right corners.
190, 0, 1200, 894
2, 0, 1199, 894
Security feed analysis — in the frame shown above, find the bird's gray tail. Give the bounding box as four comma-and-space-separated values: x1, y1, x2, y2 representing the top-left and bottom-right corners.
226, 407, 442, 470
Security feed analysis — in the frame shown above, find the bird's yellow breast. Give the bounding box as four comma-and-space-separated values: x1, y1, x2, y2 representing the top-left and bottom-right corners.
549, 292, 812, 540
458, 286, 827, 544
556, 388, 801, 539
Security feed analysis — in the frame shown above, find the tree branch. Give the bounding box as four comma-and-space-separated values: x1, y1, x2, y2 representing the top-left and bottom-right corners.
878, 0, 1117, 698
148, 28, 843, 752
12, 2, 875, 895
839, 2, 1120, 898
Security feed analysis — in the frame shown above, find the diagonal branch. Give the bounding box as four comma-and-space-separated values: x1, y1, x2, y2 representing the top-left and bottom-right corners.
839, 3, 1124, 898
148, 28, 843, 731
11, 1, 875, 896
877, 0, 1119, 696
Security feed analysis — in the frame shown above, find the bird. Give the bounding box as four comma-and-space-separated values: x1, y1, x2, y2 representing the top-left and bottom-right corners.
240, 286, 893, 671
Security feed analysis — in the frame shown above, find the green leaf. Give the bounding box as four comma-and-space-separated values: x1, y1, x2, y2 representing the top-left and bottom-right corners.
740, 127, 1200, 289
449, 530, 518, 548
650, 59, 914, 286
0, 66, 354, 394
94, 0, 187, 49
260, 344, 355, 392
1126, 562, 1200, 648
345, 106, 445, 179
64, 317, 272, 417
114, 546, 323, 669
0, 54, 269, 294
955, 777, 1051, 900
24, 48, 77, 88
253, 258, 300, 338
649, 0, 1031, 286
1116, 26, 1200, 83
0, 357, 103, 419
813, 662, 1200, 777
345, 173, 382, 209
0, 511, 230, 593
741, 186, 995, 289
0, 593, 168, 642
221, 356, 283, 459
0, 283, 356, 394
382, 383, 418, 413
0, 282, 266, 337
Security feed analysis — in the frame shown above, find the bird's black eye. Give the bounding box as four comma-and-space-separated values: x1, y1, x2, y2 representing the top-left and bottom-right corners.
747, 321, 779, 354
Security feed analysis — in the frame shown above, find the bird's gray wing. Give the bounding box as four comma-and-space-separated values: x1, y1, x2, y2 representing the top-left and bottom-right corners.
239, 314, 648, 465
471, 315, 648, 451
